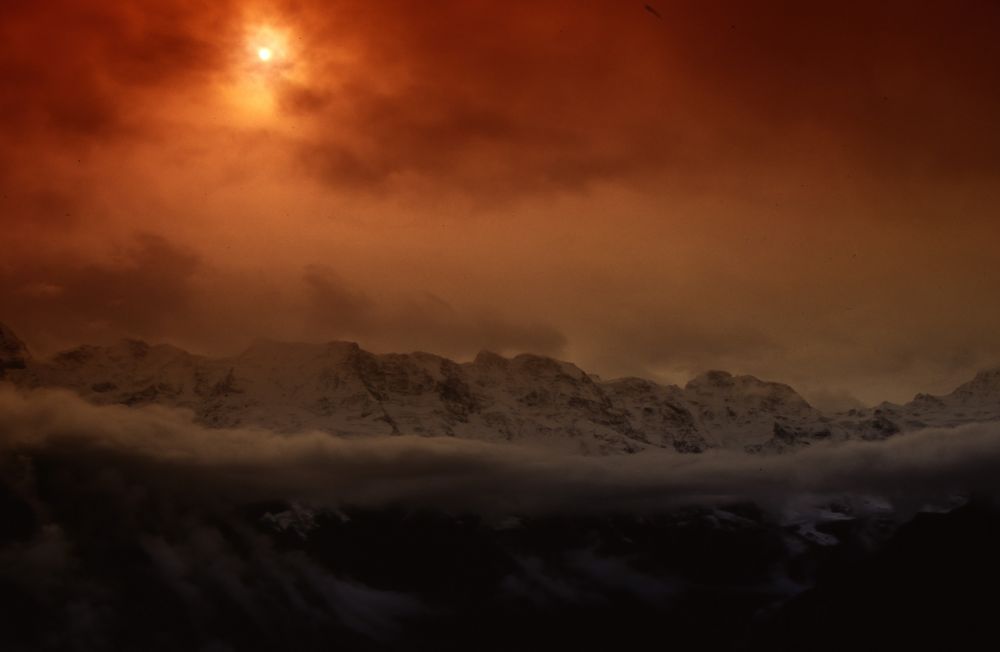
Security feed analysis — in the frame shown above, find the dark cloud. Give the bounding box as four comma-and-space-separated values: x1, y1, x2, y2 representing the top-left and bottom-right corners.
0, 0, 242, 242
277, 1, 684, 195
5, 0, 1000, 197
0, 234, 203, 348
0, 0, 236, 146
304, 265, 566, 358
269, 0, 1000, 196
587, 316, 778, 381
0, 244, 565, 360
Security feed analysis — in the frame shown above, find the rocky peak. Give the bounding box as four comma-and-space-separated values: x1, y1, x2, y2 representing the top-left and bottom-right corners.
9, 323, 1000, 455
685, 370, 735, 390
950, 368, 1000, 400
114, 338, 152, 359
908, 393, 946, 410
510, 353, 588, 381
686, 370, 811, 409
0, 322, 30, 375
472, 350, 509, 369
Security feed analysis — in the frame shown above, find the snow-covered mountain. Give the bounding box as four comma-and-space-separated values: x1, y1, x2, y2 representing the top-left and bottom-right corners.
844, 369, 1000, 432
2, 323, 997, 454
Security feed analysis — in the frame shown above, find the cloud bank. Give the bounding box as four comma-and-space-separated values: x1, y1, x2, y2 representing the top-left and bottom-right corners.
2, 384, 998, 513
1, 383, 997, 648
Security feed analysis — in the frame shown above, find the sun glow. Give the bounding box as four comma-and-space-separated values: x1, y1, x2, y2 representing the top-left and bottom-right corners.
245, 22, 290, 68
224, 23, 295, 115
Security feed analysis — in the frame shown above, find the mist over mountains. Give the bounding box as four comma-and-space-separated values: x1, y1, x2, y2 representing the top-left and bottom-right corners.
2, 322, 998, 456
3, 321, 1000, 650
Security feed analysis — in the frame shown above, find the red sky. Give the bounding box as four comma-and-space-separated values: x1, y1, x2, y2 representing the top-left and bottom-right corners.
2, 0, 1000, 406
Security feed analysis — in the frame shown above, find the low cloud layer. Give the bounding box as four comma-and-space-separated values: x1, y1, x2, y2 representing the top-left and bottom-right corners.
1, 384, 997, 648
2, 384, 998, 513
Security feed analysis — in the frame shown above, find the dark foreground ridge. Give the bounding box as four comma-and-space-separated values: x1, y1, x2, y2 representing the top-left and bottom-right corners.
0, 445, 997, 651
2, 321, 1000, 649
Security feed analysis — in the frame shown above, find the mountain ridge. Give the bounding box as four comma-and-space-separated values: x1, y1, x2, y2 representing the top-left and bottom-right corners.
1, 322, 998, 454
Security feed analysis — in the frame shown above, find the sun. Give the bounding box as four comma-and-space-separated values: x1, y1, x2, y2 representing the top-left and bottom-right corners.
245, 22, 291, 68
229, 23, 299, 115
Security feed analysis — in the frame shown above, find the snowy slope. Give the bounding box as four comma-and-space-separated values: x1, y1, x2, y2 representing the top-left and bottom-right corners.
842, 368, 1000, 432
682, 370, 836, 449
5, 331, 687, 454
2, 322, 997, 454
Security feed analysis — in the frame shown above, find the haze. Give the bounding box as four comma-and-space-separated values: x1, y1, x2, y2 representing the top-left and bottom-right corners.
2, 0, 999, 406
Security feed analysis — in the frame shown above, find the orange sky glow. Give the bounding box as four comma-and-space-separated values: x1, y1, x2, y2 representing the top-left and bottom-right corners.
2, 0, 1000, 406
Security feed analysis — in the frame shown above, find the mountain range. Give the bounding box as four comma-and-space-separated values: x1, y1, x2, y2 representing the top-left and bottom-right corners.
2, 322, 998, 454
